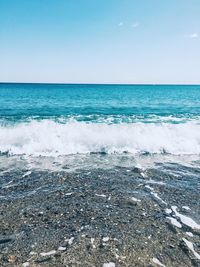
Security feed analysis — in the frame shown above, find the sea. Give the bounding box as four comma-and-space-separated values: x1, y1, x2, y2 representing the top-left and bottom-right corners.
0, 83, 200, 266
0, 83, 200, 157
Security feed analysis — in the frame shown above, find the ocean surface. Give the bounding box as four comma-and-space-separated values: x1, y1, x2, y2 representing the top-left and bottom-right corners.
0, 83, 200, 157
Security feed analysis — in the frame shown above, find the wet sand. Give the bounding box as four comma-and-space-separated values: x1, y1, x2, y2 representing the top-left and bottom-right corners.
0, 158, 200, 266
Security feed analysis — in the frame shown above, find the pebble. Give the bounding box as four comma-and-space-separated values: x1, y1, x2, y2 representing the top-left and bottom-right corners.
58, 246, 66, 251
22, 262, 30, 267
103, 263, 115, 267
40, 250, 56, 256
102, 237, 109, 242
8, 255, 15, 263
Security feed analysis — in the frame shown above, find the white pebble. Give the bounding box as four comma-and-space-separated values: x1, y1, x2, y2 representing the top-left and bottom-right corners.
29, 251, 37, 255
91, 238, 96, 248
102, 237, 109, 242
40, 250, 56, 256
58, 246, 66, 251
96, 194, 107, 198
65, 192, 73, 196
66, 237, 74, 245
131, 197, 141, 202
103, 263, 115, 267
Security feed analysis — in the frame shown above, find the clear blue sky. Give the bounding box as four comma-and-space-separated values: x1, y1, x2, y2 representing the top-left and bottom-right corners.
0, 0, 200, 84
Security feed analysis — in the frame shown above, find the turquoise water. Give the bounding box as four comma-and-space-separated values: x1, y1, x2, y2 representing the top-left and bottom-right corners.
0, 83, 200, 155
0, 83, 200, 118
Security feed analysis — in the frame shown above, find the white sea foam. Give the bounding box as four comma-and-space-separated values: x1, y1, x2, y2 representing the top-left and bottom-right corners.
146, 180, 166, 185
185, 232, 193, 237
171, 206, 200, 230
152, 257, 166, 267
150, 192, 167, 205
23, 171, 32, 177
182, 206, 191, 211
182, 238, 200, 260
166, 217, 182, 228
0, 120, 200, 156
165, 208, 172, 214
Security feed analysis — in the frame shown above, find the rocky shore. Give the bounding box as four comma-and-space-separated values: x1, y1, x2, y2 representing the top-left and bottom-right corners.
0, 159, 200, 266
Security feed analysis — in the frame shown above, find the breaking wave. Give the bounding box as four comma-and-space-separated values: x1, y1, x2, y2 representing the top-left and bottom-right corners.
0, 120, 200, 156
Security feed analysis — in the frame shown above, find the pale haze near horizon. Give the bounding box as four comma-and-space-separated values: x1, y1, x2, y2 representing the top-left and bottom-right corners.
0, 0, 200, 84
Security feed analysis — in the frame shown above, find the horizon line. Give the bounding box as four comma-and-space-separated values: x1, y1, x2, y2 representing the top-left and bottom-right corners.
0, 82, 200, 86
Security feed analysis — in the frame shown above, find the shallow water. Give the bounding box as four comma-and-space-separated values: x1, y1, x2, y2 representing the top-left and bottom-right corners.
0, 154, 199, 266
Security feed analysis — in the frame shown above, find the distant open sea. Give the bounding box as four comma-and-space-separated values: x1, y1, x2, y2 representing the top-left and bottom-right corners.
0, 83, 200, 156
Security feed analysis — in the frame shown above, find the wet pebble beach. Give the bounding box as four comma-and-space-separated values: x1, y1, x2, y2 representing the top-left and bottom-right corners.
0, 155, 199, 267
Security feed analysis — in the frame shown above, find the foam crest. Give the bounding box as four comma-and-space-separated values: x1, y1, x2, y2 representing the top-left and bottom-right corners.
0, 120, 200, 156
